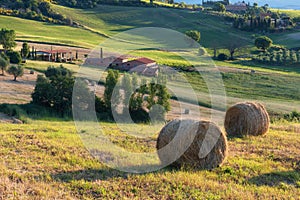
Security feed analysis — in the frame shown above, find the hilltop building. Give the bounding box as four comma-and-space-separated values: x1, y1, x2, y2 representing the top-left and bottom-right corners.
110, 57, 159, 77
202, 0, 229, 7
225, 2, 248, 13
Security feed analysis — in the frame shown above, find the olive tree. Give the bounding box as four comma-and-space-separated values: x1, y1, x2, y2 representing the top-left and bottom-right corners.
7, 65, 24, 81
255, 36, 273, 51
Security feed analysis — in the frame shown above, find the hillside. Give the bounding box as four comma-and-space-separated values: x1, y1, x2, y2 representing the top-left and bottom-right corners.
0, 4, 252, 48
0, 4, 298, 50
0, 15, 104, 48
51, 4, 252, 48
0, 4, 299, 113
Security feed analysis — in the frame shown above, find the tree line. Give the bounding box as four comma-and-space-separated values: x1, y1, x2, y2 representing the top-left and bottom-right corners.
253, 48, 300, 66
32, 66, 171, 122
0, 0, 73, 25
0, 28, 25, 81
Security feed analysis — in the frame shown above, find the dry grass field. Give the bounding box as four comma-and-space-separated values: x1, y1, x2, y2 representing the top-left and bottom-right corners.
0, 69, 38, 104
0, 120, 299, 199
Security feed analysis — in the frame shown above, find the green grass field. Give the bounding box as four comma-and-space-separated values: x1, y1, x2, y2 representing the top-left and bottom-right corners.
24, 60, 80, 73
0, 120, 299, 199
51, 4, 253, 48
51, 4, 300, 49
0, 15, 104, 48
22, 59, 300, 115
271, 8, 300, 18
0, 4, 298, 67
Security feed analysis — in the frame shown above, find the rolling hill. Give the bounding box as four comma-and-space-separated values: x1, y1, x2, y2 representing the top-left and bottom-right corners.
0, 15, 104, 48
0, 3, 253, 49
0, 3, 298, 50
51, 4, 253, 48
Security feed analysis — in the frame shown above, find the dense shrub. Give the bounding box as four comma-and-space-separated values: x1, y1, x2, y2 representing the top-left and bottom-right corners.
0, 104, 24, 118
130, 108, 150, 123
32, 66, 75, 116
45, 65, 72, 78
32, 74, 75, 116
95, 96, 107, 113
6, 51, 21, 64
217, 53, 229, 61
255, 36, 273, 51
284, 111, 300, 122
0, 103, 66, 122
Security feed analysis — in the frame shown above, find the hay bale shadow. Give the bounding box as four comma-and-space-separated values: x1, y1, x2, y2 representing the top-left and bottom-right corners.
51, 169, 127, 182
50, 164, 176, 182
248, 171, 300, 187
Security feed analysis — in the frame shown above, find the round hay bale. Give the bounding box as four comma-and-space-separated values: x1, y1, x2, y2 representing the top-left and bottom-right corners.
156, 119, 228, 170
224, 102, 269, 137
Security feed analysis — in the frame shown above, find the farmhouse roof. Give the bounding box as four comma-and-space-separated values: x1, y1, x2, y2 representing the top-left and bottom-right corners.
134, 57, 156, 64
36, 50, 72, 54
225, 4, 247, 11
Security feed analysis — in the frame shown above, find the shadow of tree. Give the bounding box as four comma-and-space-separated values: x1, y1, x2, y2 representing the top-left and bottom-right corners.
248, 170, 300, 187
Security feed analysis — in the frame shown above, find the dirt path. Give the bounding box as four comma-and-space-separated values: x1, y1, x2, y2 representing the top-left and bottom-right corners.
0, 69, 39, 104
0, 112, 13, 123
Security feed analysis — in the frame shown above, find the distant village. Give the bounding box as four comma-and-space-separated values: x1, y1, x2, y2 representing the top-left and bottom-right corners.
202, 0, 248, 12
201, 0, 297, 32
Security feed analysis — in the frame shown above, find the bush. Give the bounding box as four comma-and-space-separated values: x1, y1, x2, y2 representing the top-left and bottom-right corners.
7, 51, 22, 64
0, 104, 28, 122
284, 111, 300, 122
217, 53, 229, 61
0, 103, 67, 122
130, 108, 150, 123
185, 30, 201, 42
45, 65, 72, 78
255, 36, 273, 51
32, 74, 75, 116
95, 96, 107, 113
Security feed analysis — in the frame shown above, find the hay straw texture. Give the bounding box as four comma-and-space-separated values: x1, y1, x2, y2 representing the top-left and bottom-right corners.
156, 120, 228, 170
224, 102, 270, 137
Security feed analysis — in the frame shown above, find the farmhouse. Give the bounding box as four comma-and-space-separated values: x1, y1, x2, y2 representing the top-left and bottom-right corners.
110, 57, 159, 77
35, 49, 73, 62
225, 2, 247, 13
110, 56, 129, 68
85, 56, 125, 67
202, 0, 229, 7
